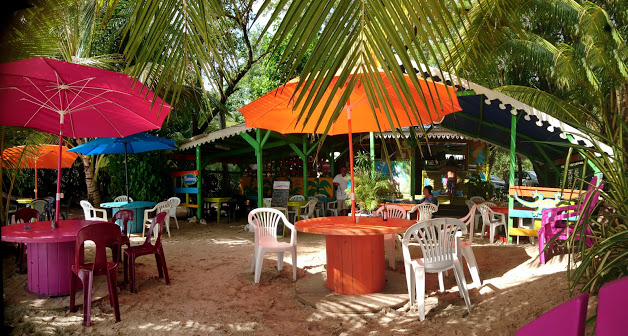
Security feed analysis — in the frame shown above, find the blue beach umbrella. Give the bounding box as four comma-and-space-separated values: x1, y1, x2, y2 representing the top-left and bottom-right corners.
69, 133, 176, 200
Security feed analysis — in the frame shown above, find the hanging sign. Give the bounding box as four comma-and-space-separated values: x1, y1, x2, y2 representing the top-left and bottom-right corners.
183, 173, 198, 185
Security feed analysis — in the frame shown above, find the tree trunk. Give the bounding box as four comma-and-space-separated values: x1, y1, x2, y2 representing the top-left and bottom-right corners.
81, 155, 101, 205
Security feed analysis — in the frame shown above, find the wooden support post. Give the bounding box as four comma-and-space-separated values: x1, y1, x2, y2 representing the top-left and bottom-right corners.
507, 111, 517, 243
196, 146, 202, 219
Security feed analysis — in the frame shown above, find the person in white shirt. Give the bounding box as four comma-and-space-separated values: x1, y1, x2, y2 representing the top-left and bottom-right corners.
333, 167, 349, 216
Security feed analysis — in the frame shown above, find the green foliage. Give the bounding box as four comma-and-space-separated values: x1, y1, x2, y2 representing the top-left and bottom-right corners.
466, 172, 493, 200
349, 152, 392, 213
104, 151, 171, 203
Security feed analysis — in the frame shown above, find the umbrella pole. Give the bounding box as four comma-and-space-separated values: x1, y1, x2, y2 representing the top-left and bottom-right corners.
55, 121, 63, 223
347, 106, 356, 223
124, 143, 129, 202
34, 166, 38, 199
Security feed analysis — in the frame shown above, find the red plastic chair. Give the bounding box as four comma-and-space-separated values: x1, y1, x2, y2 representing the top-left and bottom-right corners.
13, 208, 40, 274
124, 212, 170, 293
596, 275, 628, 335
515, 292, 589, 336
538, 177, 603, 264
112, 210, 134, 260
69, 222, 122, 327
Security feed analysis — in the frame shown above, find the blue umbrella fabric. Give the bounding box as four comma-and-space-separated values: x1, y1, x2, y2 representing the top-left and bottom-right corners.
69, 133, 176, 200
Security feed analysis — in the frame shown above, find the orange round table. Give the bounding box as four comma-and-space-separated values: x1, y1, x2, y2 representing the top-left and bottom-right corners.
296, 216, 416, 295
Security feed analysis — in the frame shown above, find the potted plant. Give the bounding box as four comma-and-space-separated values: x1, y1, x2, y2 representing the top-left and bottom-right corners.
345, 152, 393, 214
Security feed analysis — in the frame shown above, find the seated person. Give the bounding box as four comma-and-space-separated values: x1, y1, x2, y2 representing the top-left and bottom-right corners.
420, 185, 439, 206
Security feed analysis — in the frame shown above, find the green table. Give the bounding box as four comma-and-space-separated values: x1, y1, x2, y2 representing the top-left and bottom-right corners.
203, 197, 232, 222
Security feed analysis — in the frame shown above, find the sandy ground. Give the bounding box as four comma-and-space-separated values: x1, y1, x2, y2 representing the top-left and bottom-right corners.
3, 209, 596, 335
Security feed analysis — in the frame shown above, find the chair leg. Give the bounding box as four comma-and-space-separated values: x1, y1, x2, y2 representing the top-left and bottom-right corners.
159, 248, 170, 285
254, 248, 264, 283
453, 261, 472, 314
155, 254, 164, 278
404, 263, 415, 307
250, 249, 257, 273
174, 216, 179, 229
69, 272, 77, 312
165, 217, 171, 238
438, 272, 445, 292
538, 234, 546, 264
461, 246, 482, 289
80, 271, 94, 327
415, 268, 426, 321
291, 248, 297, 281
129, 256, 137, 293
489, 225, 496, 244
277, 252, 284, 271
123, 253, 129, 284
107, 267, 121, 322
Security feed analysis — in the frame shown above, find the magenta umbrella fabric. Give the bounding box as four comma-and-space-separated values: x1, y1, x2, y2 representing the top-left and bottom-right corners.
0, 57, 172, 221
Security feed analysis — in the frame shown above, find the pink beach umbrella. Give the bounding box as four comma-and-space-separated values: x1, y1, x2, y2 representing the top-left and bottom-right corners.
0, 57, 172, 222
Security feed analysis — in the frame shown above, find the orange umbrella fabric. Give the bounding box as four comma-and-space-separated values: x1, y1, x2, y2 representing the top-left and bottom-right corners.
239, 72, 462, 222
239, 72, 461, 135
2, 145, 78, 198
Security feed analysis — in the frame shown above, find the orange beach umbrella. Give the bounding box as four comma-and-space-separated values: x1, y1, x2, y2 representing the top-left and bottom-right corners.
2, 145, 78, 198
239, 72, 461, 221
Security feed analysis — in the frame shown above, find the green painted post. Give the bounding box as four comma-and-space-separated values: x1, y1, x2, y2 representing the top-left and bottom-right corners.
507, 112, 517, 243
256, 129, 263, 207
411, 147, 416, 200
369, 132, 375, 177
196, 146, 202, 219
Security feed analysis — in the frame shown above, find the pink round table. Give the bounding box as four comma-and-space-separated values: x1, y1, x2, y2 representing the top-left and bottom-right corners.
1, 220, 108, 296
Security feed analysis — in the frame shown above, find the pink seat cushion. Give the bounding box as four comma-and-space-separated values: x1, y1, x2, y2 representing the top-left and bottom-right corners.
596, 276, 628, 336
516, 292, 588, 336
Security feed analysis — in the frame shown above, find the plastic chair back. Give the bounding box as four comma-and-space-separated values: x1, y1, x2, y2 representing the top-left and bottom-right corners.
112, 210, 134, 236
80, 200, 95, 219
402, 218, 466, 272
470, 196, 485, 202
374, 204, 406, 219
289, 195, 305, 201
515, 292, 588, 336
144, 212, 168, 247
411, 203, 438, 221
248, 208, 296, 244
459, 203, 477, 244
113, 195, 133, 203
15, 208, 40, 223
596, 275, 628, 336
75, 223, 122, 272
304, 198, 318, 217
167, 197, 181, 216
28, 199, 50, 221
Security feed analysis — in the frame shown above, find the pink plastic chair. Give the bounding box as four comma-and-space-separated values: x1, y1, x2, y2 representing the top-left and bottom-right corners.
538, 177, 603, 264
124, 212, 170, 293
69, 222, 122, 327
111, 210, 134, 261
374, 205, 407, 269
515, 292, 589, 336
596, 275, 628, 335
13, 208, 40, 274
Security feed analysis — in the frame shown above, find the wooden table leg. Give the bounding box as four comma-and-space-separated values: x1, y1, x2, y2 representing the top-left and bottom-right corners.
325, 235, 386, 295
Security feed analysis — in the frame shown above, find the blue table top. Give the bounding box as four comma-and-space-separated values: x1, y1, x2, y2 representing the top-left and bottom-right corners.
100, 201, 157, 209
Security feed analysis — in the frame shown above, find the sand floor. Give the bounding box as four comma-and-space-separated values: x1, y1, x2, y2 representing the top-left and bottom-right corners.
3, 211, 595, 335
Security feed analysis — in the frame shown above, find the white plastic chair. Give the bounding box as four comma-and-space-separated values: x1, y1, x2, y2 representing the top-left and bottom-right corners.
113, 195, 133, 203
478, 202, 507, 243
458, 204, 482, 289
374, 205, 407, 270
407, 203, 438, 221
465, 200, 481, 230
80, 200, 108, 221
299, 198, 319, 220
326, 200, 339, 216
470, 196, 485, 202
143, 201, 172, 238
287, 195, 306, 221
166, 197, 181, 230
248, 208, 297, 283
402, 218, 472, 321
